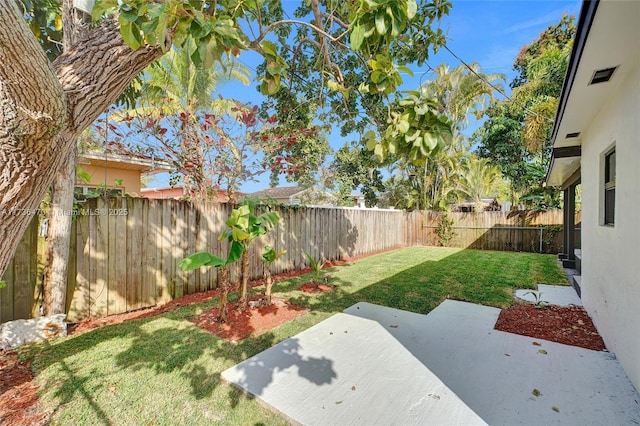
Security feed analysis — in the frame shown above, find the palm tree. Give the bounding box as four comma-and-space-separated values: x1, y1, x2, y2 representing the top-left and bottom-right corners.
456, 156, 504, 208
512, 43, 572, 155
420, 63, 504, 131
387, 64, 503, 210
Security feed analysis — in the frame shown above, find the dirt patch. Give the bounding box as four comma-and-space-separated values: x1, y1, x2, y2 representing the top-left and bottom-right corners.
299, 283, 336, 294
0, 351, 48, 426
191, 296, 307, 342
495, 303, 606, 351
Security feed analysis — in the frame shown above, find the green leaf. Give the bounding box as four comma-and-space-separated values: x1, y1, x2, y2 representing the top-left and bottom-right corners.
91, 0, 118, 20
350, 23, 365, 51
398, 66, 414, 77
406, 0, 418, 19
364, 130, 378, 150
266, 75, 280, 95
373, 143, 384, 160
228, 241, 244, 263
261, 40, 278, 57
423, 133, 438, 150
231, 227, 250, 241
178, 252, 225, 271
120, 8, 139, 23
76, 167, 91, 184
262, 246, 286, 263
119, 19, 141, 50
200, 36, 220, 69
375, 10, 387, 35
398, 119, 410, 134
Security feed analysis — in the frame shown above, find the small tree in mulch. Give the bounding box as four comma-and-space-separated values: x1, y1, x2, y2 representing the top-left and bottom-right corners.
222, 198, 281, 310
305, 253, 326, 286
178, 243, 242, 323
262, 246, 287, 304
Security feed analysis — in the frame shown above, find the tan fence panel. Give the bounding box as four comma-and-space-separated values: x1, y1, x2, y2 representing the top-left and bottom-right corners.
3, 202, 567, 323
406, 210, 564, 253
0, 216, 38, 323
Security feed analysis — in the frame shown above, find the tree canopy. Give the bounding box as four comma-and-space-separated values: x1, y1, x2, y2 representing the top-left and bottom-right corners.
0, 0, 455, 281
474, 14, 576, 209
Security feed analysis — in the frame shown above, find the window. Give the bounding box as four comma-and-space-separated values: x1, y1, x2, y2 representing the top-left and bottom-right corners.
74, 185, 123, 202
604, 149, 615, 225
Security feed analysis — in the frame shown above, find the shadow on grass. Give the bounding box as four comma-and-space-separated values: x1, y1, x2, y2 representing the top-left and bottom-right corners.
23, 248, 566, 423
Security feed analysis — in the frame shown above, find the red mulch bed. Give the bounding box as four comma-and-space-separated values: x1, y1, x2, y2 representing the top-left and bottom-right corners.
65, 248, 402, 336
191, 295, 307, 342
67, 268, 315, 336
495, 303, 606, 351
299, 283, 336, 294
0, 352, 48, 426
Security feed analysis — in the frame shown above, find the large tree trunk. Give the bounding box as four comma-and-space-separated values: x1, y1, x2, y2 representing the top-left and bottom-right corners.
43, 145, 77, 315
0, 0, 165, 279
0, 2, 67, 278
41, 3, 90, 315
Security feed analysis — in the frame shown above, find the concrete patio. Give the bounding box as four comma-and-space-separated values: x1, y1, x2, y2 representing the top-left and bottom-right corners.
222, 287, 640, 425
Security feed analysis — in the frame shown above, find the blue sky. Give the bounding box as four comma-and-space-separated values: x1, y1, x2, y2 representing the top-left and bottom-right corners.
148, 0, 581, 194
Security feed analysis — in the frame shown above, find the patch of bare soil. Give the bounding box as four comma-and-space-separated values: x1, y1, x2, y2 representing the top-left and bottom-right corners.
0, 351, 48, 426
191, 295, 307, 342
495, 303, 606, 351
299, 283, 336, 294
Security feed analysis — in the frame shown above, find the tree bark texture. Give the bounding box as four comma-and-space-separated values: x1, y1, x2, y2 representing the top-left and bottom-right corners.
43, 145, 77, 315
218, 268, 229, 323
0, 0, 164, 281
265, 269, 273, 304
239, 249, 250, 307
42, 4, 92, 316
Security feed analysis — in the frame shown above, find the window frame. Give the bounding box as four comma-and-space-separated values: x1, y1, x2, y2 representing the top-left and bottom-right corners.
603, 148, 616, 226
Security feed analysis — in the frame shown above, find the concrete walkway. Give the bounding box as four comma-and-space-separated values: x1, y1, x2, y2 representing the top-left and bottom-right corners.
515, 284, 582, 306
222, 300, 640, 425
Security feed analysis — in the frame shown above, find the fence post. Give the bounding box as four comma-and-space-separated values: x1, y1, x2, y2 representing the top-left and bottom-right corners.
539, 227, 543, 253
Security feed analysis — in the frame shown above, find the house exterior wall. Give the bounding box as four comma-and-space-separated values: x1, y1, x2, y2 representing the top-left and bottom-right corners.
580, 55, 640, 390
79, 165, 142, 195
141, 187, 185, 199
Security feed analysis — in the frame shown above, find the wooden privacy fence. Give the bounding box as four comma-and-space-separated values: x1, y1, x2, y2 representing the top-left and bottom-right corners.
0, 217, 39, 323
406, 210, 569, 253
2, 199, 570, 323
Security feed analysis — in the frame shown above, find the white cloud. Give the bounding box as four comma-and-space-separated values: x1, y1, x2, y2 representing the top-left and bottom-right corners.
502, 5, 576, 35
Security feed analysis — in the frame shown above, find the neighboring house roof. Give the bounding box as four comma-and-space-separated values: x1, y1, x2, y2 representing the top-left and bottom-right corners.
250, 186, 308, 199
546, 0, 637, 187
141, 186, 244, 202
78, 151, 171, 175
250, 186, 337, 205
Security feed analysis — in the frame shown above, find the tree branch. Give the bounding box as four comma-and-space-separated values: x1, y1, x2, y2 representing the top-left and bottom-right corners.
53, 18, 166, 133
248, 19, 349, 52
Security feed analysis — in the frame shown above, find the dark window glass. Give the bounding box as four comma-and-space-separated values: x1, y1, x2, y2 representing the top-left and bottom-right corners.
604, 150, 615, 225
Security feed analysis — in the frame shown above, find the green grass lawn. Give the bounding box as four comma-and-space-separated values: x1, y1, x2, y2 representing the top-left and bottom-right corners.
21, 247, 567, 425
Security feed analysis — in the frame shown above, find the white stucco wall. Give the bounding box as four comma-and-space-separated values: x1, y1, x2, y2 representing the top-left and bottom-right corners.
579, 54, 640, 391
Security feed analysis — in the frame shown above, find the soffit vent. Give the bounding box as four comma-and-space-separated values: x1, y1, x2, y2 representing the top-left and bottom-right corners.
589, 67, 617, 85
566, 132, 581, 138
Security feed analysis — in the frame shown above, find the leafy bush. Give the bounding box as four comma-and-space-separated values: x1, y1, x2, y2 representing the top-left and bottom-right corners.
435, 213, 456, 247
